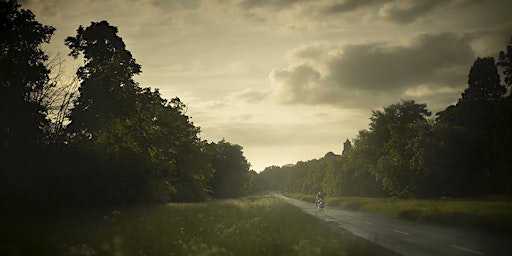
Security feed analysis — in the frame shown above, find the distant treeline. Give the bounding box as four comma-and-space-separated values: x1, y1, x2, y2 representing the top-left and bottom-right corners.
254, 38, 512, 198
1, 1, 254, 210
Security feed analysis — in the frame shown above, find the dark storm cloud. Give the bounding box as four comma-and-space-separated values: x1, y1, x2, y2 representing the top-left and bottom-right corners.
329, 32, 474, 90
271, 32, 475, 108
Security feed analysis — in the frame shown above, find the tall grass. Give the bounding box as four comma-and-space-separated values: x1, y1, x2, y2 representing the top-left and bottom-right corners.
285, 193, 512, 234
0, 195, 377, 256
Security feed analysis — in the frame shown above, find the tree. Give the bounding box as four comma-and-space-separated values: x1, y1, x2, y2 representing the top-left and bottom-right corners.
436, 57, 506, 196
60, 21, 215, 204
368, 100, 431, 197
346, 130, 387, 197
209, 140, 251, 198
321, 156, 347, 196
59, 21, 149, 204
301, 158, 329, 194
498, 36, 512, 88
0, 0, 55, 151
409, 123, 487, 197
0, 0, 55, 208
159, 98, 214, 202
439, 57, 505, 133
64, 20, 142, 138
492, 36, 512, 195
460, 57, 504, 104
253, 165, 285, 192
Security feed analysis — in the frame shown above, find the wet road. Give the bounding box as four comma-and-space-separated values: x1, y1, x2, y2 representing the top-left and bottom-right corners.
271, 192, 512, 256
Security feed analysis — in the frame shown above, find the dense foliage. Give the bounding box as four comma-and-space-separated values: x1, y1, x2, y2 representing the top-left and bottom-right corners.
0, 0, 55, 208
255, 38, 512, 199
0, 1, 252, 209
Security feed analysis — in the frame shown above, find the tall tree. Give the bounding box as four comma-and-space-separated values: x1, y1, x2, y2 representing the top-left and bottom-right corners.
60, 21, 148, 204
441, 57, 505, 132
62, 20, 220, 204
0, 0, 55, 207
64, 20, 142, 138
460, 57, 504, 104
0, 0, 54, 152
435, 57, 508, 196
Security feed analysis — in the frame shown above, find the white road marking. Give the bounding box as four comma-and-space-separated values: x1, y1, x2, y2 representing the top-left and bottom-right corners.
451, 245, 485, 255
393, 229, 410, 235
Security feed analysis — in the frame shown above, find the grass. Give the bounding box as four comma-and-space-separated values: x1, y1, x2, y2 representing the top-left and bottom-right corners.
285, 193, 512, 235
0, 195, 379, 256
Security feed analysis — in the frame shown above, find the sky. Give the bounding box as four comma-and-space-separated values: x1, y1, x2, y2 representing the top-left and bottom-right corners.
21, 0, 512, 172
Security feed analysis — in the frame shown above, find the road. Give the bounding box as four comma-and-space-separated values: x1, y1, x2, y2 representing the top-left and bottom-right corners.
271, 192, 512, 256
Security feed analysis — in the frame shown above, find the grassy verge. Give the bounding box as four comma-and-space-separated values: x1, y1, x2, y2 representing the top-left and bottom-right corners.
0, 195, 380, 256
285, 193, 512, 235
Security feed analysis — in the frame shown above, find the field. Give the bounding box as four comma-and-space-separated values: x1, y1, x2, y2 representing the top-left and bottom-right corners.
0, 195, 383, 256
287, 193, 512, 235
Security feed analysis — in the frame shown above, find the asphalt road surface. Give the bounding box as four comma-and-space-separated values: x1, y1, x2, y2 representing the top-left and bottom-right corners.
271, 192, 512, 256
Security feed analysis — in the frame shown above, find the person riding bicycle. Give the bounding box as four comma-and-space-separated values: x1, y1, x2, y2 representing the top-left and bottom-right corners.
316, 191, 325, 209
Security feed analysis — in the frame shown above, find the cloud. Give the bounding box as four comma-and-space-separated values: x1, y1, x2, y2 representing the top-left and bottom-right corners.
314, 0, 509, 27
228, 89, 270, 104
270, 32, 475, 109
20, 0, 59, 17
316, 0, 452, 24
467, 23, 512, 57
194, 103, 372, 170
237, 0, 307, 10
377, 0, 448, 24
320, 0, 389, 15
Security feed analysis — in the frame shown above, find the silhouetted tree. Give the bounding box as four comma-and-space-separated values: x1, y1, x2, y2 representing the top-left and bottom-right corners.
0, 0, 55, 208
492, 36, 512, 194
64, 20, 142, 138
59, 21, 147, 204
498, 36, 512, 88
441, 58, 505, 195
59, 21, 216, 204
439, 57, 505, 131
461, 57, 504, 103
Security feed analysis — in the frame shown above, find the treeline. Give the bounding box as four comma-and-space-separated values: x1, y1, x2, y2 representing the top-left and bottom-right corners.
254, 38, 512, 199
0, 1, 254, 210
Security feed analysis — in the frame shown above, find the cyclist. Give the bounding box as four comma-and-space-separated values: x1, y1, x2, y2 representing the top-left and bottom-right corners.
316, 191, 325, 209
